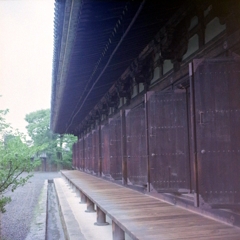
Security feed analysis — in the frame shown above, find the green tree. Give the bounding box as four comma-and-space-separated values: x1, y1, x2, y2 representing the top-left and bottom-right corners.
25, 109, 77, 169
57, 134, 77, 169
25, 109, 52, 146
25, 109, 54, 158
0, 109, 40, 213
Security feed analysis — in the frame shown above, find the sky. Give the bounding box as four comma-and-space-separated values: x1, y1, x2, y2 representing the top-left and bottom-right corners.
0, 0, 54, 134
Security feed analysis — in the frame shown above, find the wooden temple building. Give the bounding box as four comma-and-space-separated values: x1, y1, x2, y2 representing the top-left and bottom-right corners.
51, 0, 240, 238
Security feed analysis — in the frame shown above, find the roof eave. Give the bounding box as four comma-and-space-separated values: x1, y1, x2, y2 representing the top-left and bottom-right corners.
51, 0, 82, 133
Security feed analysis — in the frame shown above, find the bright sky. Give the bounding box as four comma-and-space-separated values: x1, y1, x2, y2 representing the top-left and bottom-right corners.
0, 0, 54, 134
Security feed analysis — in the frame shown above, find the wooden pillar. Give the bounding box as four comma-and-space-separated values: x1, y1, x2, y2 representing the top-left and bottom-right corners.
76, 188, 81, 199
79, 138, 82, 170
72, 143, 75, 168
71, 184, 76, 193
98, 125, 102, 177
83, 134, 85, 171
68, 181, 72, 189
145, 92, 152, 192
112, 221, 125, 240
42, 158, 47, 172
77, 140, 80, 170
120, 110, 127, 185
85, 197, 95, 212
79, 191, 87, 204
189, 62, 199, 207
94, 206, 109, 226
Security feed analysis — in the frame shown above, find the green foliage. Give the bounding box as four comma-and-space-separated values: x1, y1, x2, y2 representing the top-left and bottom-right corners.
57, 134, 77, 168
25, 109, 52, 147
0, 109, 9, 132
0, 109, 41, 213
25, 109, 77, 169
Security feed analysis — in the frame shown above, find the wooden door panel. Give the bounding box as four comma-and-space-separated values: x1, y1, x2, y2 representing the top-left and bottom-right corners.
109, 115, 122, 180
85, 133, 92, 173
101, 123, 110, 177
126, 103, 147, 186
92, 130, 98, 175
148, 91, 190, 192
79, 138, 84, 170
192, 58, 240, 206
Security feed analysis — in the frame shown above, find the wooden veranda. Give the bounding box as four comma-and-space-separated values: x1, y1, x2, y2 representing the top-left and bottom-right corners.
62, 170, 240, 240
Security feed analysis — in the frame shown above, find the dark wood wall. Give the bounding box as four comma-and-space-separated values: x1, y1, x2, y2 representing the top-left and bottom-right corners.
72, 2, 240, 209
73, 57, 240, 209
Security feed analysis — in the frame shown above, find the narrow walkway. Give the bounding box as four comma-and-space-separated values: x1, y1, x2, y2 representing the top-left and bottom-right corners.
61, 170, 240, 240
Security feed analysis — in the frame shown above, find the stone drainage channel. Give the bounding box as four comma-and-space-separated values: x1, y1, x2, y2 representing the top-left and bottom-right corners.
46, 179, 65, 240
24, 178, 65, 240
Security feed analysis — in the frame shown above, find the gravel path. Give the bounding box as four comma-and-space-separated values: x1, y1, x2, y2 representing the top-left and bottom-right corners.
1, 172, 61, 240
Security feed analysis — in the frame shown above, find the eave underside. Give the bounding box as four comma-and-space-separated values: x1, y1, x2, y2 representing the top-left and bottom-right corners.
51, 0, 186, 134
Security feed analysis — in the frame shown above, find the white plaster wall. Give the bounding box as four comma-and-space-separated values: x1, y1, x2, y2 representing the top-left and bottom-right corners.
183, 34, 199, 60
205, 17, 226, 43
163, 60, 173, 75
